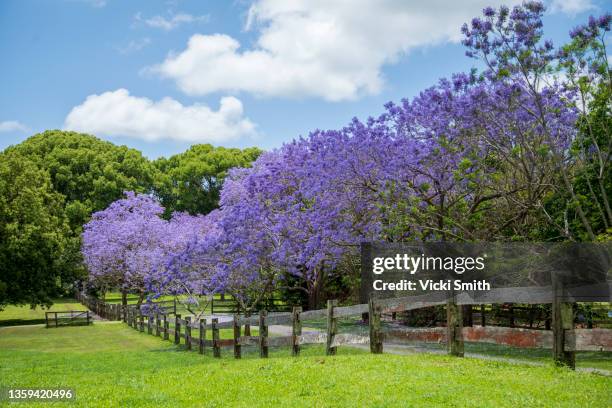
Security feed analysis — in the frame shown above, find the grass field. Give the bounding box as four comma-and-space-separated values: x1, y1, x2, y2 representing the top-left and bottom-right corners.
1, 322, 611, 407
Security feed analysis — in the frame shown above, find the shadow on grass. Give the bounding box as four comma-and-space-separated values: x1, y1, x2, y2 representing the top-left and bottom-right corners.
0, 319, 46, 327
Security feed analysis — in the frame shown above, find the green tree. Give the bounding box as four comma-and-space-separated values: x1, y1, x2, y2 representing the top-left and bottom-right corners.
154, 144, 261, 215
4, 130, 158, 232
0, 153, 74, 309
1, 130, 158, 307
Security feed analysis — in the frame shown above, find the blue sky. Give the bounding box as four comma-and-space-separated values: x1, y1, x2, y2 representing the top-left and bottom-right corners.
0, 0, 608, 158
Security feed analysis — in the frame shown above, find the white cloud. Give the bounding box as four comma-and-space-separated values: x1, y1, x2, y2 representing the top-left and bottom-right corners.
64, 89, 256, 143
135, 12, 209, 31
0, 121, 28, 133
117, 38, 151, 55
148, 0, 525, 102
549, 0, 595, 15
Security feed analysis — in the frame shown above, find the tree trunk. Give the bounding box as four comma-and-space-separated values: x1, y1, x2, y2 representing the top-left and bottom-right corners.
307, 288, 319, 310
307, 270, 323, 310
121, 290, 128, 306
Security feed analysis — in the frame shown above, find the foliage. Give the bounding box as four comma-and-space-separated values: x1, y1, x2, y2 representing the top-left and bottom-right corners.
1, 131, 159, 307
462, 2, 611, 240
4, 130, 157, 232
82, 192, 209, 306
81, 3, 610, 309
2, 132, 261, 308
154, 144, 261, 216
0, 153, 75, 309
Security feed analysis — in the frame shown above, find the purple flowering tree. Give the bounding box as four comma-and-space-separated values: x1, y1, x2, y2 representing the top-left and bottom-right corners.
82, 192, 168, 305
83, 3, 607, 313
83, 192, 210, 307
461, 1, 600, 240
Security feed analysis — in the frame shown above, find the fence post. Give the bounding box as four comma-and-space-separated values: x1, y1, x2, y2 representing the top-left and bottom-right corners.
163, 314, 169, 341
212, 318, 220, 358
446, 299, 464, 357
199, 318, 206, 354
175, 314, 181, 345
244, 311, 251, 336
480, 304, 486, 327
45, 312, 49, 328
233, 315, 241, 359
87, 311, 90, 326
185, 316, 192, 351
259, 310, 268, 358
55, 311, 58, 327
155, 313, 160, 337
369, 297, 383, 354
552, 276, 575, 369
292, 306, 302, 356
326, 300, 338, 356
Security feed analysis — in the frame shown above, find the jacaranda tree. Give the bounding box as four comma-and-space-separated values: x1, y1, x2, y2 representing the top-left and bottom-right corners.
81, 2, 610, 310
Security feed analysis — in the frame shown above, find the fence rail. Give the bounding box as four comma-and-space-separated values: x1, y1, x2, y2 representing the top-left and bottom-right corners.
45, 310, 91, 328
76, 283, 612, 370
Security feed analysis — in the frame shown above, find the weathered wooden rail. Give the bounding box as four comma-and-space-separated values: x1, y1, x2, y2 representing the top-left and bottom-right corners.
77, 284, 612, 370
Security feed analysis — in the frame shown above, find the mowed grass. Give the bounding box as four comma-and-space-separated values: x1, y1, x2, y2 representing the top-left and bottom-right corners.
0, 299, 88, 327
0, 323, 611, 407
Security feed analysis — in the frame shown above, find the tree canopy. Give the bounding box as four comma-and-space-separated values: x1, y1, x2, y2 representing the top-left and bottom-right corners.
4, 130, 158, 231
1, 131, 261, 309
0, 153, 73, 308
81, 3, 611, 310
154, 144, 261, 216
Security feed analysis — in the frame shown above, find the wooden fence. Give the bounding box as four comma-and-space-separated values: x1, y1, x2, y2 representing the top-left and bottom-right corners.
77, 283, 612, 370
75, 292, 175, 321
210, 296, 294, 314
45, 310, 91, 328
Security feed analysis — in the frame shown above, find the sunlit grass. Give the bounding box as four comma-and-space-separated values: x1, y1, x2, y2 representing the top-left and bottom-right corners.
1, 323, 610, 407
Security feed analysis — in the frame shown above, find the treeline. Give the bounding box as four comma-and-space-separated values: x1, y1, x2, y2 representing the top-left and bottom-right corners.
2, 2, 611, 312
0, 130, 261, 309
83, 3, 611, 312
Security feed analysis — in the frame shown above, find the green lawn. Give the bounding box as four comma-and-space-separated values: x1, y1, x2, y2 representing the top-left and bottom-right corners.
0, 299, 89, 327
0, 323, 610, 407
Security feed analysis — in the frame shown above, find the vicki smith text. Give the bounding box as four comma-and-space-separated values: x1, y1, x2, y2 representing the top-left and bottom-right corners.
373, 279, 491, 292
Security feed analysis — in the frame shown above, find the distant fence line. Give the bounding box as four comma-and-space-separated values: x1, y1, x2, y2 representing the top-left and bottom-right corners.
45, 310, 91, 328
76, 284, 612, 370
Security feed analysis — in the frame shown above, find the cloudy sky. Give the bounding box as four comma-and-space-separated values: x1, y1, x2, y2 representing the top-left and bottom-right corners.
0, 0, 607, 158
